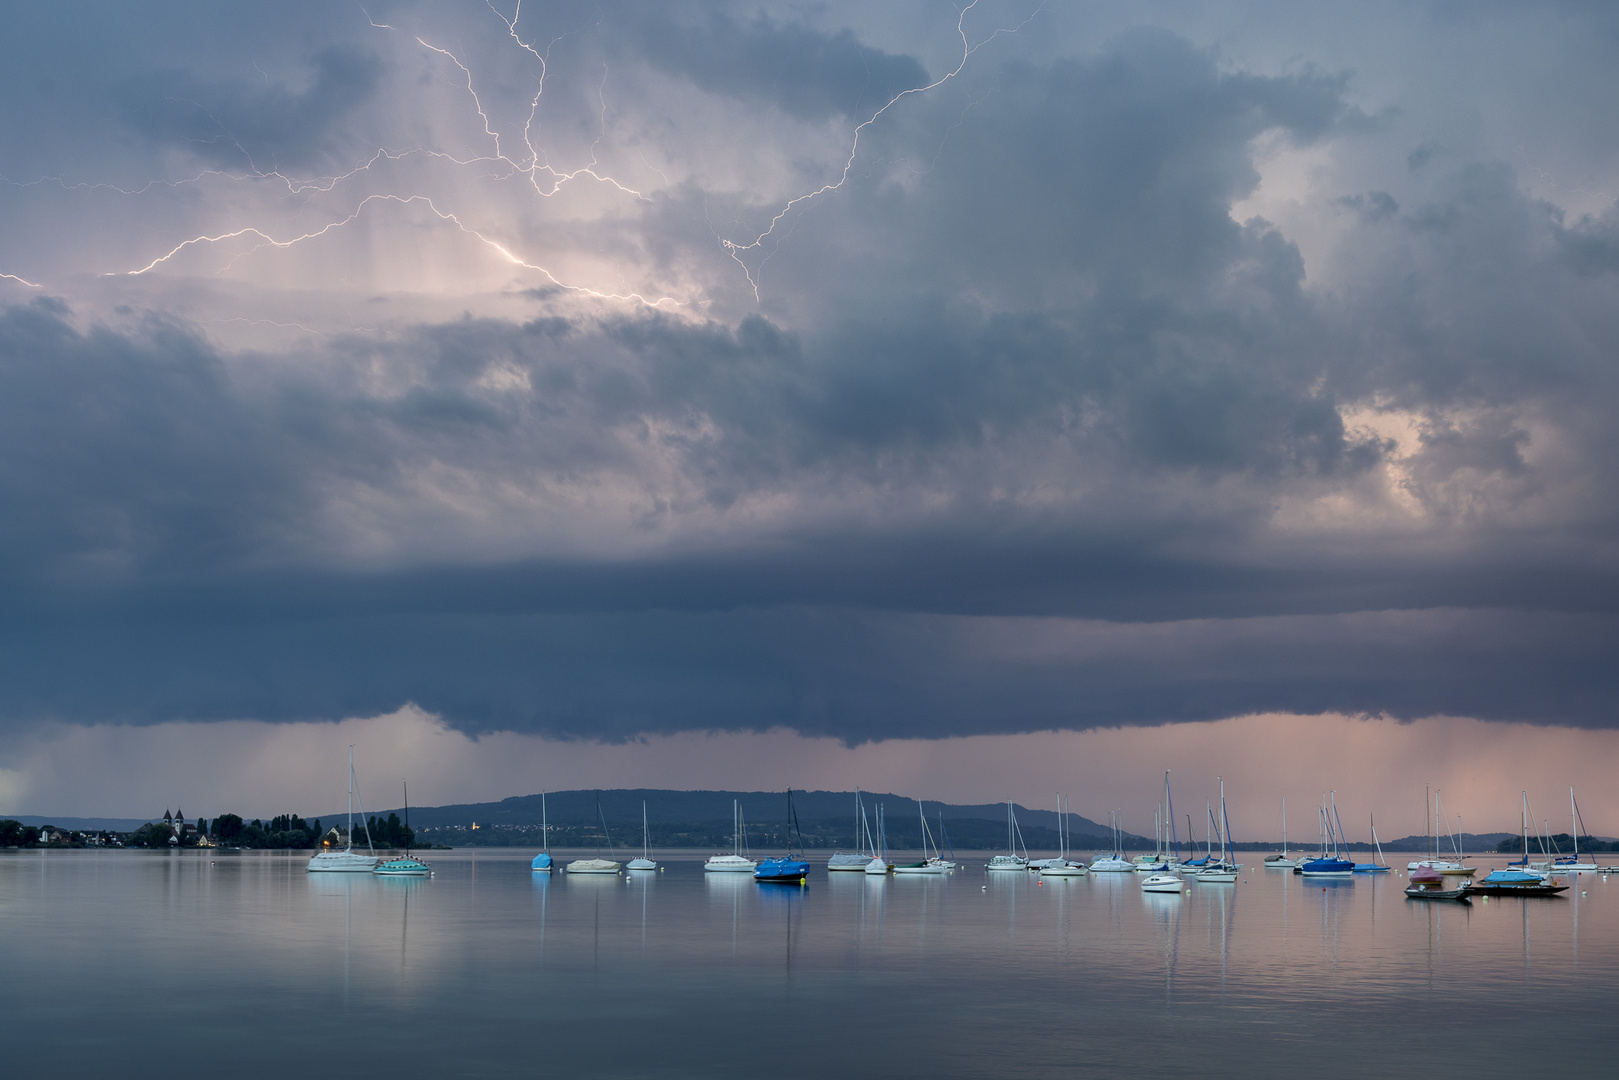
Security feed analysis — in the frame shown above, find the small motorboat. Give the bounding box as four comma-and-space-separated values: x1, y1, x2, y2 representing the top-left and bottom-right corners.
1405, 866, 1470, 901
1141, 873, 1184, 893
1466, 869, 1568, 897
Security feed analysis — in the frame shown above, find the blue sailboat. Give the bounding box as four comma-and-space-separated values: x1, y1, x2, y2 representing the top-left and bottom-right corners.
1298, 792, 1354, 877
755, 789, 809, 884
530, 791, 553, 872
1353, 812, 1391, 873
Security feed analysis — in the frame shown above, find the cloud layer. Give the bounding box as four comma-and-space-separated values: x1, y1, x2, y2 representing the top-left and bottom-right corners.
1, 1, 1616, 758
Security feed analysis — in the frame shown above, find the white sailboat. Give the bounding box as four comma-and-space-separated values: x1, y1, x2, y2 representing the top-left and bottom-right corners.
1263, 798, 1300, 869
1406, 788, 1474, 876
705, 800, 758, 873
306, 746, 379, 873
864, 803, 892, 875
626, 801, 657, 871
1194, 778, 1240, 883
1530, 787, 1598, 873
1041, 795, 1088, 876
827, 788, 875, 871
565, 791, 622, 874
1090, 812, 1135, 872
985, 799, 1030, 871
893, 799, 949, 874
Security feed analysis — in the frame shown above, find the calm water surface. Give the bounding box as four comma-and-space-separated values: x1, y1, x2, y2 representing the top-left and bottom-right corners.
4, 848, 1615, 1077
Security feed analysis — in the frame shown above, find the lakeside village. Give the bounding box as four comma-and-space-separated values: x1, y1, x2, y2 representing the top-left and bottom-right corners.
0, 809, 418, 851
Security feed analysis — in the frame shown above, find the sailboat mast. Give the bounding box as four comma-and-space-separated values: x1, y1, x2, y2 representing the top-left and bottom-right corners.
346, 744, 354, 853
1522, 792, 1529, 865
541, 791, 549, 854
1571, 787, 1579, 862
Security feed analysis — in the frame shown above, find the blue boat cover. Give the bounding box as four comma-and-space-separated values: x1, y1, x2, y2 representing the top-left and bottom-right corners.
531, 852, 553, 870
1300, 857, 1355, 874
754, 858, 808, 881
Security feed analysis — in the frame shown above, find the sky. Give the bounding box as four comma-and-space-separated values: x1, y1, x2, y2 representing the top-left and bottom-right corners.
1, 1, 1616, 834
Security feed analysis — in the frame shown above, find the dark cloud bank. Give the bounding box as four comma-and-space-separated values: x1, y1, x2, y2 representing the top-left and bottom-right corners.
2, 19, 1617, 740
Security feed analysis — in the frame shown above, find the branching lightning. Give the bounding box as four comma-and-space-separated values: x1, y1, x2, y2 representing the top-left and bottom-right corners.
5, 2, 1041, 318
719, 1, 1045, 299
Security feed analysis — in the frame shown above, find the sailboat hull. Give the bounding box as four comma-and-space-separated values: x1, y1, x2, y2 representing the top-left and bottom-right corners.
306, 851, 379, 872
826, 852, 871, 871
704, 855, 757, 872
1039, 863, 1088, 877
893, 861, 948, 875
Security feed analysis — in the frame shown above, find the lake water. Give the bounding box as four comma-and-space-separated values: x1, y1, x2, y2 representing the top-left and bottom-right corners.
4, 848, 1615, 1077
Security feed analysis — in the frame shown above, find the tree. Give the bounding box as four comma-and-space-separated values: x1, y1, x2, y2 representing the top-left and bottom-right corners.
213, 814, 244, 842
0, 819, 39, 846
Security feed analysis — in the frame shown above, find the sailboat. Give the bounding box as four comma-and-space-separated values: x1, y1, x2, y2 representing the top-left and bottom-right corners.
373, 780, 432, 877
864, 804, 891, 875
1040, 795, 1089, 876
1194, 779, 1240, 883
754, 789, 809, 883
893, 799, 950, 874
1532, 787, 1598, 873
1473, 794, 1569, 895
565, 791, 622, 874
1353, 813, 1391, 873
1299, 792, 1354, 878
937, 811, 958, 869
1406, 789, 1474, 876
986, 799, 1030, 871
1089, 812, 1134, 872
1264, 798, 1301, 869
531, 791, 553, 872
704, 800, 758, 872
827, 788, 875, 871
307, 746, 380, 872
626, 801, 657, 871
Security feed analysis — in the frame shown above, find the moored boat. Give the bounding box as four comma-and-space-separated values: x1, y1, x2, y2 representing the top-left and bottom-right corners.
705, 800, 758, 873
626, 801, 657, 871
754, 789, 809, 883
373, 780, 431, 877
985, 799, 1030, 871
531, 790, 553, 872
1141, 872, 1184, 893
1404, 865, 1470, 901
307, 746, 380, 873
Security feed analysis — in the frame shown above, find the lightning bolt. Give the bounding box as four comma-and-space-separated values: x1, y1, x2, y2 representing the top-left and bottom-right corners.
719, 1, 1046, 300
8, 3, 1038, 319
119, 192, 680, 307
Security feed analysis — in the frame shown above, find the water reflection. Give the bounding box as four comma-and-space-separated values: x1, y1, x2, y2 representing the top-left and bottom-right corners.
7, 852, 1619, 1077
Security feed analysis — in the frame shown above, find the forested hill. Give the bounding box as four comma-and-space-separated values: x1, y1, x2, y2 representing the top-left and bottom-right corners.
338, 789, 1115, 841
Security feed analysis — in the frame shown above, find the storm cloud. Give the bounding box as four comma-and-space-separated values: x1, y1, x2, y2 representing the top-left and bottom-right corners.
0, 1, 1616, 747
